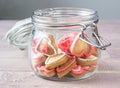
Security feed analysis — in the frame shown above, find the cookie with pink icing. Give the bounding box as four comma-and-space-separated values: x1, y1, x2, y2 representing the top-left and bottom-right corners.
70, 32, 95, 57
77, 55, 98, 66
56, 57, 76, 78
82, 63, 98, 73
37, 66, 55, 77
36, 34, 58, 56
70, 65, 86, 78
45, 53, 69, 69
70, 64, 97, 78
32, 53, 47, 68
58, 32, 78, 55
58, 32, 94, 57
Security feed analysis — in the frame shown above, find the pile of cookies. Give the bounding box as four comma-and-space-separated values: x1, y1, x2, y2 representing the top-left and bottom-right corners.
31, 32, 98, 78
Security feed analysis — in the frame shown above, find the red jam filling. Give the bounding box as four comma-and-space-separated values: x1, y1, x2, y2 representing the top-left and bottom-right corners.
39, 45, 48, 53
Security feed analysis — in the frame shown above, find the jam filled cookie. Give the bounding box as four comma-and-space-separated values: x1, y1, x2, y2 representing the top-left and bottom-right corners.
37, 66, 55, 77
77, 55, 98, 66
70, 65, 86, 78
45, 53, 68, 69
70, 64, 97, 78
56, 57, 76, 78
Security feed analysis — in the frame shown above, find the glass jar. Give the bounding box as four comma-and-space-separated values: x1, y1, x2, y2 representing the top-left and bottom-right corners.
5, 7, 111, 81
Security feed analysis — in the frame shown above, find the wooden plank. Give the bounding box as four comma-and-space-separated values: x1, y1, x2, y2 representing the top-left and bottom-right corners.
0, 71, 120, 88
0, 49, 28, 58
0, 58, 31, 71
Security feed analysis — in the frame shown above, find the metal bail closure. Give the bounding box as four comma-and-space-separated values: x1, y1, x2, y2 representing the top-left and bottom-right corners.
5, 18, 33, 50
79, 23, 111, 50
91, 23, 111, 50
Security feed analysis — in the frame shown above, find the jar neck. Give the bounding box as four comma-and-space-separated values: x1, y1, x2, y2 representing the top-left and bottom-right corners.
32, 7, 98, 27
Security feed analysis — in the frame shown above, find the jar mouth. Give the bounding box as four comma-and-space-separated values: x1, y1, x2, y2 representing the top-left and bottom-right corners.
32, 7, 98, 26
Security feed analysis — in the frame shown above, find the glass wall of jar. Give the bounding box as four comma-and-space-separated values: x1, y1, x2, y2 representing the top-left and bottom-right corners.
30, 8, 102, 81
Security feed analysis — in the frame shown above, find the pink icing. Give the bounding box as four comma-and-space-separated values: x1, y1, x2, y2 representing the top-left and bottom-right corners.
84, 46, 95, 57
71, 49, 86, 57
56, 58, 76, 73
58, 32, 77, 54
71, 65, 84, 74
72, 65, 82, 72
37, 66, 54, 73
39, 45, 48, 53
82, 66, 92, 71
71, 42, 94, 57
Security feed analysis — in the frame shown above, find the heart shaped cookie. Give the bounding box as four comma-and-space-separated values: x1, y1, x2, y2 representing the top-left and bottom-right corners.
70, 34, 94, 57
45, 53, 68, 69
36, 34, 58, 56
77, 55, 98, 66
37, 66, 55, 77
56, 57, 76, 78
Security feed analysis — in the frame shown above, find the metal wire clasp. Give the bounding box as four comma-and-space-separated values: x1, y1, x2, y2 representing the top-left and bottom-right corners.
79, 23, 111, 50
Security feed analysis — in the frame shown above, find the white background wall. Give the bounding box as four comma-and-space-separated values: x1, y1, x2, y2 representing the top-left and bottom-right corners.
0, 0, 120, 20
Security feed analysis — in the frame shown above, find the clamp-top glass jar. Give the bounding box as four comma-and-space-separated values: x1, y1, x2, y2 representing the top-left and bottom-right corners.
5, 7, 111, 81
30, 7, 110, 81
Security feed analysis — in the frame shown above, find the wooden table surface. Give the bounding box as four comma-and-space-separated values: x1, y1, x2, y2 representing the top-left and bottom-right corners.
0, 20, 120, 88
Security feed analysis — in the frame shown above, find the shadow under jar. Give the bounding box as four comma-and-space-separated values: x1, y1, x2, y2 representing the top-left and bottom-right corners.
30, 7, 110, 81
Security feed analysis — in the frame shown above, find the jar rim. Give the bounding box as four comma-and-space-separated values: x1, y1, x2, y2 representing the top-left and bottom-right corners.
33, 7, 97, 17
32, 7, 98, 26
